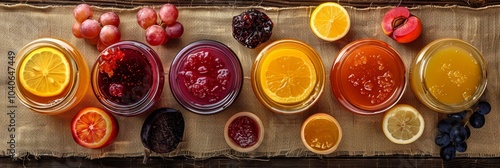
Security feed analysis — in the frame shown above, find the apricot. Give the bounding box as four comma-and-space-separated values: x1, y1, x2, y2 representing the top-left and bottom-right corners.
381, 7, 422, 43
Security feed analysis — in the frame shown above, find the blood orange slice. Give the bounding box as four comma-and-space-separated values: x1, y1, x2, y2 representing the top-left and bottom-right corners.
71, 107, 118, 149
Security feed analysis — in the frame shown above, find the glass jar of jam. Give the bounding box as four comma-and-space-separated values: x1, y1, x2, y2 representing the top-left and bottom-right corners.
15, 38, 90, 114
169, 40, 243, 114
411, 38, 487, 113
91, 41, 164, 116
252, 39, 326, 114
330, 39, 407, 115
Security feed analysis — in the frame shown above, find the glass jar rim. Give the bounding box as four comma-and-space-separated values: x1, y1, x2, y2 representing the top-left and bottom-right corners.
169, 40, 243, 114
330, 39, 407, 115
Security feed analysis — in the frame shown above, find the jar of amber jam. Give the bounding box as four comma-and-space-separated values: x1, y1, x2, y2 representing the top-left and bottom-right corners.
15, 38, 90, 114
411, 38, 487, 113
331, 39, 407, 115
252, 39, 325, 114
91, 41, 164, 116
169, 40, 243, 114
301, 113, 342, 155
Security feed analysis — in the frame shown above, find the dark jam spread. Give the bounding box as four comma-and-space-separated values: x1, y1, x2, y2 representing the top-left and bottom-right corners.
97, 47, 152, 105
228, 116, 259, 148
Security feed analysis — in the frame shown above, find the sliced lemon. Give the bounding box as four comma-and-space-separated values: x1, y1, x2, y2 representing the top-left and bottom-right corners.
19, 47, 70, 97
382, 104, 425, 144
260, 48, 317, 104
310, 2, 351, 41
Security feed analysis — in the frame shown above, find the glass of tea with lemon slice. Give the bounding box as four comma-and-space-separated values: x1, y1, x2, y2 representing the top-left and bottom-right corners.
252, 39, 325, 114
15, 38, 90, 114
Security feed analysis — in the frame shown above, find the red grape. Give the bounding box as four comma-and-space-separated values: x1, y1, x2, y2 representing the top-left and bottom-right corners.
87, 36, 99, 45
165, 22, 184, 39
72, 22, 83, 38
145, 25, 167, 46
73, 4, 93, 23
137, 7, 158, 29
159, 4, 178, 26
99, 12, 120, 27
80, 19, 101, 39
100, 25, 121, 46
97, 39, 109, 52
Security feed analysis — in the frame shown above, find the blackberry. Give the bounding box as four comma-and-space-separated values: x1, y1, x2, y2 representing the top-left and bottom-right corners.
232, 9, 273, 49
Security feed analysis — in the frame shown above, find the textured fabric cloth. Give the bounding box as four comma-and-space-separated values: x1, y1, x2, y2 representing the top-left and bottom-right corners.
0, 4, 498, 159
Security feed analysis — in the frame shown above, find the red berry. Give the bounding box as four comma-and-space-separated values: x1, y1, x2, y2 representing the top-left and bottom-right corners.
109, 83, 124, 97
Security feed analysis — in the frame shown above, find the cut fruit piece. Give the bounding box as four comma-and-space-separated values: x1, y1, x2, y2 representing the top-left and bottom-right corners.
382, 104, 424, 144
260, 48, 317, 104
310, 2, 350, 41
19, 47, 70, 97
381, 7, 422, 43
71, 107, 118, 149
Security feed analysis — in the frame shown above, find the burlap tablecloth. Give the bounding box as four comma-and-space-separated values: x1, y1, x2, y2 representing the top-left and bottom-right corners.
0, 4, 498, 159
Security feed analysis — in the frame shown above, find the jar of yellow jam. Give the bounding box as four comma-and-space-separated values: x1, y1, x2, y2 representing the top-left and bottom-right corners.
251, 39, 325, 114
15, 38, 90, 114
411, 38, 487, 113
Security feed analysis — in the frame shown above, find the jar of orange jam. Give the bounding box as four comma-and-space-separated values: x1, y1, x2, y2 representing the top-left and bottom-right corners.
330, 39, 407, 115
301, 113, 342, 154
15, 38, 90, 114
411, 38, 487, 113
252, 39, 325, 114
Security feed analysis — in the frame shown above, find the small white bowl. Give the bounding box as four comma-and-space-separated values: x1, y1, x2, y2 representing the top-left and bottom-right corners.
224, 112, 264, 153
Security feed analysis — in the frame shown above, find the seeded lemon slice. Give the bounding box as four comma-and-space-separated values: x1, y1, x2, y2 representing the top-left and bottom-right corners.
19, 47, 70, 97
260, 48, 317, 104
382, 104, 425, 144
310, 2, 351, 41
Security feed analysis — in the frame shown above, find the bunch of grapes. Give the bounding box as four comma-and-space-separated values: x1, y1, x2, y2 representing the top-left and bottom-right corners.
72, 4, 121, 51
136, 4, 184, 46
435, 101, 491, 161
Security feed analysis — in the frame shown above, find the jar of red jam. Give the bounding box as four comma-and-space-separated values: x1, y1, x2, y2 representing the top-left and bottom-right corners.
330, 39, 407, 115
91, 41, 164, 116
169, 40, 243, 114
224, 112, 264, 153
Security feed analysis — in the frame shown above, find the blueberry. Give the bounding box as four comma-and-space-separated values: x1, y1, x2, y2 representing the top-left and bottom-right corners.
469, 112, 486, 128
455, 142, 467, 152
440, 144, 456, 161
465, 125, 471, 139
438, 118, 460, 133
435, 133, 451, 147
447, 111, 467, 120
476, 101, 491, 115
449, 125, 467, 144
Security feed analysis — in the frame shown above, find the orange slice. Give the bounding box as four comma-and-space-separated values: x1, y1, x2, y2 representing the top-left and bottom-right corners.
382, 104, 425, 144
71, 107, 118, 149
260, 48, 317, 104
310, 2, 351, 41
19, 47, 70, 97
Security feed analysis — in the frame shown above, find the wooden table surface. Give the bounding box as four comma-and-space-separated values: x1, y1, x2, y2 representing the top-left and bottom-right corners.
1, 0, 499, 167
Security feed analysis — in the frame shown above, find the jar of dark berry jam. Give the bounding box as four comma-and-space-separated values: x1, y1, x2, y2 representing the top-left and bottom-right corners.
91, 41, 164, 116
169, 40, 243, 114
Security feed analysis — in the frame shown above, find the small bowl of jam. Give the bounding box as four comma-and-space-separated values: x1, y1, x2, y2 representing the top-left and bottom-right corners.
169, 40, 243, 114
301, 113, 342, 155
224, 112, 264, 153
